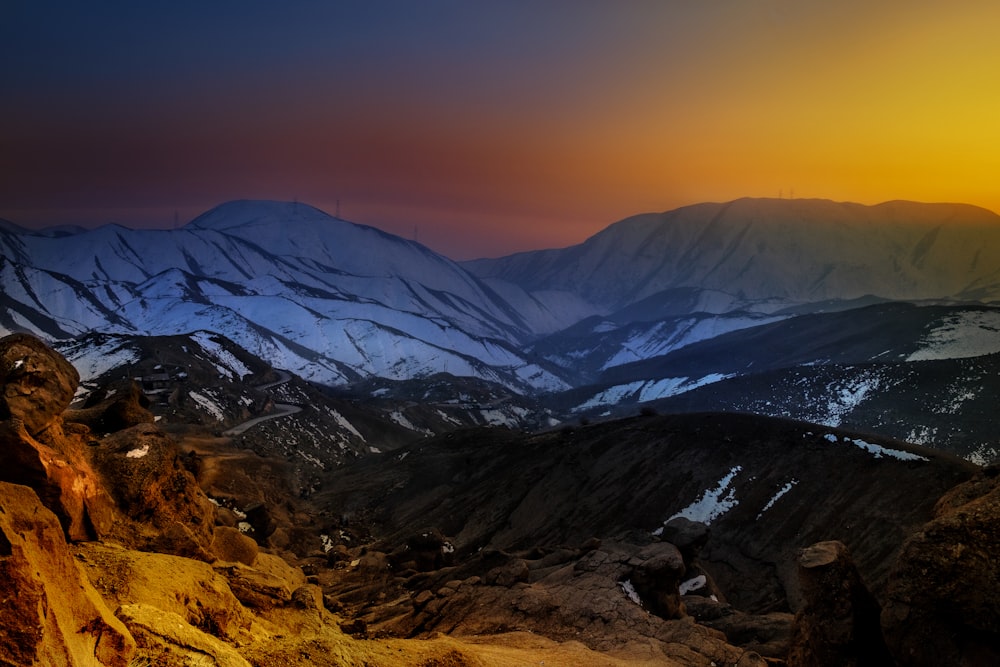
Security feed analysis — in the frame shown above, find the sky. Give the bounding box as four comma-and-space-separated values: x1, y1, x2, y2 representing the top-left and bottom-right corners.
3, 1, 1000, 260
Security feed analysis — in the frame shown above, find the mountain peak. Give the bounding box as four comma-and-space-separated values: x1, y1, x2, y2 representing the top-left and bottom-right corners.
185, 199, 336, 231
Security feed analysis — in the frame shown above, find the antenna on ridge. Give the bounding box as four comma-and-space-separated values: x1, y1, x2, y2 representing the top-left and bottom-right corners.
336, 198, 341, 218
413, 225, 419, 243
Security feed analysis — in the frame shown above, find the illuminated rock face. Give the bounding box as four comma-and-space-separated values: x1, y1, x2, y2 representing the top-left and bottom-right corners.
0, 481, 136, 667
0, 333, 118, 541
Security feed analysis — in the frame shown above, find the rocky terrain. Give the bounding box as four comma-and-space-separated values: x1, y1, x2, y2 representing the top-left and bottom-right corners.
2, 332, 999, 665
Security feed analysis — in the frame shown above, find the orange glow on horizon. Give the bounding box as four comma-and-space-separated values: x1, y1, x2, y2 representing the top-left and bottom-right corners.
3, 1, 1000, 259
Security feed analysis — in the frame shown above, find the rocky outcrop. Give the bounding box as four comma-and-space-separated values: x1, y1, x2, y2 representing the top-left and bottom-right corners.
0, 334, 119, 541
387, 527, 456, 573
323, 537, 767, 665
115, 604, 251, 667
65, 380, 154, 434
0, 333, 78, 435
88, 423, 219, 559
786, 541, 892, 666
881, 465, 1000, 666
0, 482, 135, 667
73, 541, 255, 643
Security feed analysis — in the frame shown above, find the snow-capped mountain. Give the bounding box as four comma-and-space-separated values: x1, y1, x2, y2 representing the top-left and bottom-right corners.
4, 196, 1000, 462
466, 197, 1000, 315
0, 201, 567, 391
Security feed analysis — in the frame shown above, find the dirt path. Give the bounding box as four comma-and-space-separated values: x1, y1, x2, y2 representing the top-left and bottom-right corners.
221, 370, 301, 436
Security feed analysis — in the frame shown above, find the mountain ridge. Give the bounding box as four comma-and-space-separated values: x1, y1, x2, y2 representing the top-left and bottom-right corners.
466, 197, 1000, 313
4, 196, 1000, 447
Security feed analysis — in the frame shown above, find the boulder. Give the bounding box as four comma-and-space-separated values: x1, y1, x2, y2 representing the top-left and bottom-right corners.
73, 541, 254, 643
658, 517, 711, 565
65, 380, 154, 434
685, 596, 794, 660
88, 423, 217, 558
215, 562, 295, 609
116, 603, 252, 667
632, 541, 687, 619
0, 334, 119, 542
211, 525, 259, 566
388, 527, 456, 572
0, 333, 78, 435
881, 465, 1000, 666
0, 482, 135, 666
787, 540, 892, 667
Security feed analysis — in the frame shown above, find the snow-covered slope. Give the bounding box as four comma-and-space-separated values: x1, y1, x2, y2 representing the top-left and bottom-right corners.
0, 201, 566, 391
466, 198, 1000, 314
559, 302, 1000, 464
6, 197, 1000, 405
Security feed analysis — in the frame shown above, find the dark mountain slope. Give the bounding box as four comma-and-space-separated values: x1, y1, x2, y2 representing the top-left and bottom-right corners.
317, 412, 975, 613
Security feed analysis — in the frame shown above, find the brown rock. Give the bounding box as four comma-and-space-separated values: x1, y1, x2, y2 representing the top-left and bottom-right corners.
0, 411, 119, 542
388, 527, 456, 572
632, 541, 687, 619
215, 562, 294, 609
881, 466, 1000, 666
252, 551, 308, 589
73, 541, 254, 643
658, 517, 711, 565
65, 380, 154, 434
0, 333, 78, 435
787, 540, 891, 667
212, 525, 259, 566
291, 584, 324, 610
116, 603, 252, 667
0, 334, 123, 542
89, 423, 217, 557
485, 557, 530, 587
0, 482, 135, 666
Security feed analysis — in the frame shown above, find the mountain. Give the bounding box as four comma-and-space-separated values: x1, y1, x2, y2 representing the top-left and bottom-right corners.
6, 332, 997, 666
465, 197, 1000, 315
555, 302, 1000, 462
5, 197, 1000, 463
0, 200, 567, 392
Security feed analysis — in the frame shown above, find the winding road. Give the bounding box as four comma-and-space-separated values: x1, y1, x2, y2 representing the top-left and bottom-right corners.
222, 370, 302, 436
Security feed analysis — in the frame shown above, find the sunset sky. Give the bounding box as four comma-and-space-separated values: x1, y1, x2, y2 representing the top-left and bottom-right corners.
3, 1, 1000, 259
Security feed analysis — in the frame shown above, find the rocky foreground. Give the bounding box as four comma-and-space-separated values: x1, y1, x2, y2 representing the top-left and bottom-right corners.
1, 332, 999, 666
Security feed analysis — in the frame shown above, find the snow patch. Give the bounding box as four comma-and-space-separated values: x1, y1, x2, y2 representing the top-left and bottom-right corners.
822, 433, 928, 462
190, 331, 253, 379
327, 407, 365, 441
388, 410, 433, 435
756, 479, 799, 520
679, 575, 707, 595
188, 390, 225, 422
125, 444, 150, 459
657, 466, 742, 530
819, 372, 884, 427
907, 311, 1000, 361
574, 374, 735, 412
619, 579, 642, 606
967, 443, 999, 467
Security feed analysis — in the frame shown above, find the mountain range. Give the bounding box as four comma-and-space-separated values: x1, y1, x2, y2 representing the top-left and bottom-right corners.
4, 196, 1000, 665
3, 196, 1000, 462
